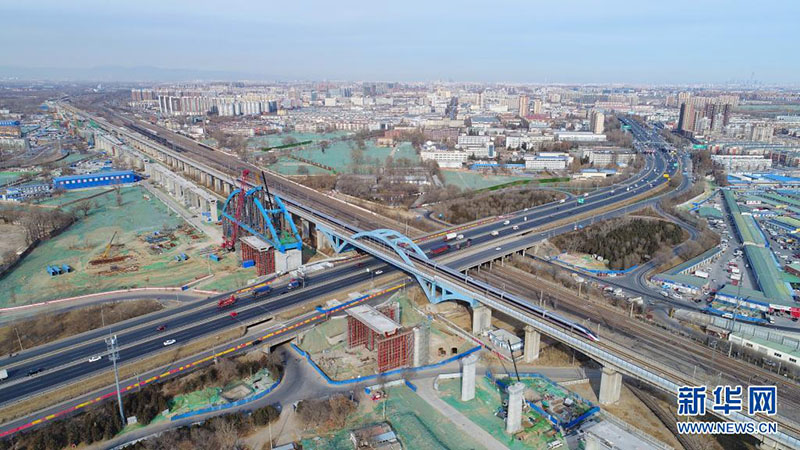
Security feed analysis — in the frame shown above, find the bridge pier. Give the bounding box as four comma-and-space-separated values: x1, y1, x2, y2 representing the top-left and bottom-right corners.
598, 366, 622, 405
523, 325, 540, 362
472, 304, 492, 335
506, 382, 525, 434
460, 352, 478, 401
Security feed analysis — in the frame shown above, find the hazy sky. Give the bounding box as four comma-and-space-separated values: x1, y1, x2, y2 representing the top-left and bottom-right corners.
1, 0, 798, 84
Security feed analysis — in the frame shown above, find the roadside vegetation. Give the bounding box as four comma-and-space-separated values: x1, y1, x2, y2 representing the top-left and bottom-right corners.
0, 300, 164, 355
431, 188, 563, 224
0, 352, 285, 450
552, 218, 684, 270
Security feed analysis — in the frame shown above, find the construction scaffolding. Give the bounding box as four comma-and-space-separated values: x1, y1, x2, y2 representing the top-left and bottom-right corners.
346, 303, 414, 372
240, 235, 275, 276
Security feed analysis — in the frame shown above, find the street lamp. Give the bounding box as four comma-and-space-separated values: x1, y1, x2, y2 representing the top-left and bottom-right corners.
105, 335, 126, 425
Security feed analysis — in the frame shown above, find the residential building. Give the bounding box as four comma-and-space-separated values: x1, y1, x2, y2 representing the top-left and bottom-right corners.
518, 95, 529, 117
590, 110, 605, 134
555, 131, 606, 142
711, 155, 772, 172
524, 153, 569, 171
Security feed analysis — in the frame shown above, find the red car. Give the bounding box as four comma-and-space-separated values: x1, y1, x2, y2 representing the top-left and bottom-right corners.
230, 311, 238, 318
156, 325, 167, 332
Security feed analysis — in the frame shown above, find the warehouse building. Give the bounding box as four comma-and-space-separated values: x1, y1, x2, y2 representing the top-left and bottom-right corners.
53, 170, 142, 190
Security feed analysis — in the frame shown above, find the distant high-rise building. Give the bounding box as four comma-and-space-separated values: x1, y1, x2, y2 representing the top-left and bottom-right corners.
532, 99, 542, 115
590, 110, 605, 134
518, 95, 529, 117
678, 95, 735, 136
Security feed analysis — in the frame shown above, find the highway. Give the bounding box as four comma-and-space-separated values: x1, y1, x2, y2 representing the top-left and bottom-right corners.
0, 147, 672, 403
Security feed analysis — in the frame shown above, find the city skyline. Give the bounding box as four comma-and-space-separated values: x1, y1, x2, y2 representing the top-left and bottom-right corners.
1, 0, 798, 84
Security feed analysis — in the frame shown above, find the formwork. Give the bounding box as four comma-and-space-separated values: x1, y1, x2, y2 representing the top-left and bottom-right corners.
346, 303, 413, 372
240, 235, 275, 276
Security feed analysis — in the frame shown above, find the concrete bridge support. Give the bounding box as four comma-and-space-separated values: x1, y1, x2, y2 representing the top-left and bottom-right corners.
523, 325, 540, 362
471, 304, 492, 335
506, 382, 525, 434
460, 353, 478, 401
599, 366, 622, 405
315, 228, 331, 253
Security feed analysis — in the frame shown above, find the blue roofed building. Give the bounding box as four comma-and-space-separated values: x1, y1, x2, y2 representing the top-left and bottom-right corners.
53, 170, 142, 190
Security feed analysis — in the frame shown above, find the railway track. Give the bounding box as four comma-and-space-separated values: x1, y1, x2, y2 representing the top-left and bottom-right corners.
94, 107, 410, 233
478, 266, 800, 433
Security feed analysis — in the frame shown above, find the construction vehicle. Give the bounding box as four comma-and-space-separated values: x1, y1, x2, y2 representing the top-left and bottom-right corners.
221, 170, 250, 252
217, 295, 237, 309
100, 231, 118, 259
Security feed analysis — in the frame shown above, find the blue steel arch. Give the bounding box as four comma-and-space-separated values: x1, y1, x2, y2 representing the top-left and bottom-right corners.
319, 227, 477, 306
221, 186, 302, 253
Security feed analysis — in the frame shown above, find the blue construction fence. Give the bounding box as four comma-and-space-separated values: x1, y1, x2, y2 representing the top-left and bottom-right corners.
552, 256, 638, 275
292, 343, 481, 386
486, 370, 599, 430
171, 379, 281, 421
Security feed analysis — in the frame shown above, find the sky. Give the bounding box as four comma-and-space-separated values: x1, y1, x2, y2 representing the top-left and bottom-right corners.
0, 0, 798, 84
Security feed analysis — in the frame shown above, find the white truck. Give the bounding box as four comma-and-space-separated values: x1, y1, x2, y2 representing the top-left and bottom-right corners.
694, 270, 709, 279
0, 369, 7, 381
444, 232, 458, 241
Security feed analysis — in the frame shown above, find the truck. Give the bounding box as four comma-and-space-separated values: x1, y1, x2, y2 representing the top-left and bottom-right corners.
694, 270, 709, 279
218, 295, 237, 309
431, 244, 450, 255
0, 369, 7, 381
287, 278, 302, 290
251, 285, 272, 297
444, 232, 458, 241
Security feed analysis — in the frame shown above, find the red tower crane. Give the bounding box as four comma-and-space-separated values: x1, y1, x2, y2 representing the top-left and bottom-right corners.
222, 169, 250, 251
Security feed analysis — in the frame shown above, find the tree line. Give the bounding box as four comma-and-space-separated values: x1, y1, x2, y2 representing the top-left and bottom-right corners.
432, 189, 562, 224
553, 218, 684, 270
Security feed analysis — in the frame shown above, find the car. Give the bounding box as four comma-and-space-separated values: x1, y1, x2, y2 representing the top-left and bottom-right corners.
374, 270, 384, 275
503, 220, 510, 225
491, 230, 499, 236
512, 225, 519, 230
495, 247, 502, 251
163, 339, 176, 346
88, 355, 102, 363
230, 311, 238, 318
27, 368, 44, 377
660, 291, 669, 297
156, 325, 167, 332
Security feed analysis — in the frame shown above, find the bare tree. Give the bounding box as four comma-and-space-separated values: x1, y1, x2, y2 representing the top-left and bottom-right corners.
75, 200, 94, 217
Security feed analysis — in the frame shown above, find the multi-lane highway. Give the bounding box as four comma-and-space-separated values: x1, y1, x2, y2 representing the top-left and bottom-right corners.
0, 147, 673, 404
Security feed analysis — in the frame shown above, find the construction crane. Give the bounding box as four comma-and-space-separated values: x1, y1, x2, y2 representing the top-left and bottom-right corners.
100, 231, 118, 259
260, 170, 283, 237
222, 169, 250, 252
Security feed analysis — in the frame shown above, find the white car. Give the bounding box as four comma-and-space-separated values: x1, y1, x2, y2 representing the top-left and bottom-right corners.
163, 339, 176, 346
495, 247, 502, 251
374, 270, 384, 275
512, 225, 519, 230
88, 355, 102, 363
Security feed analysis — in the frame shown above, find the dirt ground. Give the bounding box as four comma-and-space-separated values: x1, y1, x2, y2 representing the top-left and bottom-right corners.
0, 223, 27, 261
0, 186, 253, 306
568, 381, 683, 449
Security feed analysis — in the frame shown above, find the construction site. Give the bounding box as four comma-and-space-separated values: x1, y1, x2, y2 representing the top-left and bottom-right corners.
296, 293, 473, 380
